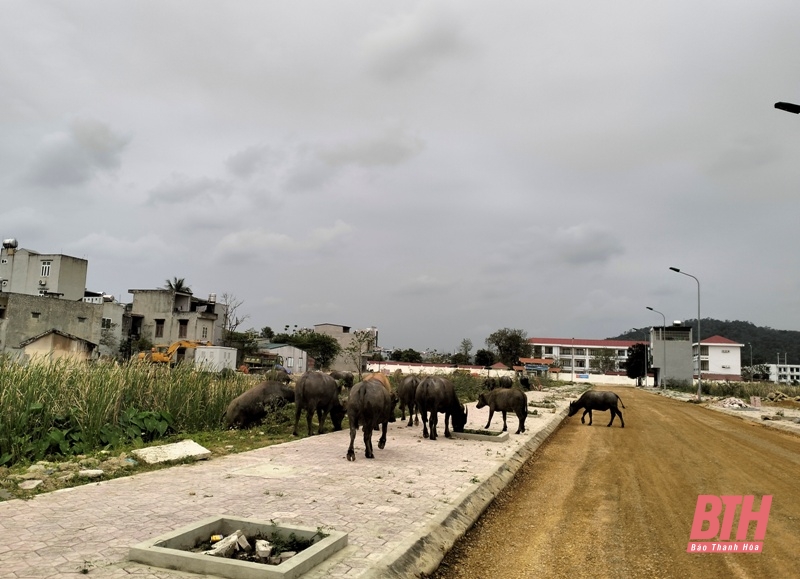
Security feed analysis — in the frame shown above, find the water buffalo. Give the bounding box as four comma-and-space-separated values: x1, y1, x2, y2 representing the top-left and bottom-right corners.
519, 376, 531, 391
346, 379, 393, 461
330, 370, 354, 390
476, 388, 527, 434
362, 373, 397, 422
415, 376, 467, 440
293, 371, 345, 436
568, 390, 625, 427
498, 376, 513, 389
397, 374, 421, 427
223, 381, 295, 429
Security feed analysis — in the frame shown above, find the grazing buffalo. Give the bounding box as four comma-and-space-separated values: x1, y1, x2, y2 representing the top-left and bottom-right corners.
498, 376, 513, 389
362, 373, 397, 422
483, 377, 497, 390
476, 388, 527, 434
346, 379, 393, 461
568, 390, 625, 427
415, 376, 467, 440
519, 376, 531, 391
264, 367, 292, 384
223, 381, 295, 429
330, 370, 354, 390
293, 371, 345, 436
397, 374, 421, 427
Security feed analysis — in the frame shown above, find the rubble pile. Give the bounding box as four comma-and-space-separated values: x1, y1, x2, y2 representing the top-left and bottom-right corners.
716, 397, 749, 409
196, 530, 299, 565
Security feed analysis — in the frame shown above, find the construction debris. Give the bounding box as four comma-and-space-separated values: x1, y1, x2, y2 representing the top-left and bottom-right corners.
716, 397, 749, 409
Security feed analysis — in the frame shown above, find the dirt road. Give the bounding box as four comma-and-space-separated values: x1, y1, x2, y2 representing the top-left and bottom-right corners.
431, 387, 800, 579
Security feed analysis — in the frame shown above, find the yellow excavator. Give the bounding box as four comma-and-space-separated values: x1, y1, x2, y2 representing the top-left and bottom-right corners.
137, 340, 212, 365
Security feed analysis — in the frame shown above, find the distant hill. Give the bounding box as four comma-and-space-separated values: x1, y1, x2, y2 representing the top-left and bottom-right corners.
610, 319, 800, 365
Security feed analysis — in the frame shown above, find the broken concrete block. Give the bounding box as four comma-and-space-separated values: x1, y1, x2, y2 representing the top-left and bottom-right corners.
131, 440, 211, 465
255, 539, 272, 559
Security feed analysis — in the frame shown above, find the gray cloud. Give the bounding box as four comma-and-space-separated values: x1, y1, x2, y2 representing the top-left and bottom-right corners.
361, 3, 471, 80
25, 118, 130, 188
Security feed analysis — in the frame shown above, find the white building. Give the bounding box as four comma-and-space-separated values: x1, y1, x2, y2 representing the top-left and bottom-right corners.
697, 335, 744, 381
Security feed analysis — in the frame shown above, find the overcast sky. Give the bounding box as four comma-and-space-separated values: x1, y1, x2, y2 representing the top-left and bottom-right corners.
3, 1, 800, 353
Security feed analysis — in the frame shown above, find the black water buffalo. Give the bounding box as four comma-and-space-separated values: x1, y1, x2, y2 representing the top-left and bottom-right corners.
568, 390, 625, 427
498, 376, 513, 389
476, 388, 527, 434
346, 379, 393, 461
330, 370, 354, 390
415, 376, 467, 440
293, 371, 345, 436
223, 381, 295, 429
519, 376, 531, 390
397, 374, 421, 427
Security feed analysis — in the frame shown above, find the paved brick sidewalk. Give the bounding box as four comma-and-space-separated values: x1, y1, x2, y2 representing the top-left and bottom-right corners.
0, 391, 570, 579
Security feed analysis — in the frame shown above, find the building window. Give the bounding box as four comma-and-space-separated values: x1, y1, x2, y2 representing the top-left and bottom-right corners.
575, 360, 585, 368
701, 361, 709, 371
201, 326, 208, 339
617, 350, 626, 356
155, 319, 165, 338
101, 318, 112, 329
41, 260, 52, 277
286, 356, 294, 368
562, 348, 572, 355
544, 347, 553, 354
32, 312, 40, 319
575, 348, 586, 356
178, 319, 188, 338
0, 307, 5, 319
77, 317, 86, 323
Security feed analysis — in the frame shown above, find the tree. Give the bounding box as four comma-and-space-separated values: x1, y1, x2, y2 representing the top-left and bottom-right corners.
485, 328, 532, 367
475, 349, 495, 367
625, 343, 649, 385
342, 329, 377, 379
389, 348, 423, 363
592, 349, 618, 374
220, 292, 249, 339
272, 328, 341, 370
164, 277, 192, 294
458, 339, 472, 363
224, 328, 260, 362
451, 352, 470, 365
260, 326, 275, 340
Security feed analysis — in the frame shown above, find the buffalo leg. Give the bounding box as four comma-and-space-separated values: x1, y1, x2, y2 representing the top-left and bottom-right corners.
317, 408, 329, 435
293, 406, 303, 437
582, 408, 593, 426
347, 422, 358, 461
444, 411, 451, 438
608, 408, 624, 428
580, 408, 588, 424
516, 410, 526, 434
429, 410, 438, 440
363, 425, 374, 459
484, 408, 494, 429
306, 409, 314, 436
378, 421, 388, 449
501, 410, 508, 432
420, 407, 430, 438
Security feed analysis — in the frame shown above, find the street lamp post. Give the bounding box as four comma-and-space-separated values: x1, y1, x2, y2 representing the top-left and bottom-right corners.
749, 343, 753, 381
647, 306, 667, 389
670, 267, 702, 400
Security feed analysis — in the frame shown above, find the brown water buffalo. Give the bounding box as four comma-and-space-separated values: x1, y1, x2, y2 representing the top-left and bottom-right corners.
397, 374, 421, 427
346, 379, 393, 461
362, 372, 397, 422
415, 376, 467, 440
223, 381, 295, 429
293, 371, 345, 436
568, 390, 625, 427
476, 388, 527, 434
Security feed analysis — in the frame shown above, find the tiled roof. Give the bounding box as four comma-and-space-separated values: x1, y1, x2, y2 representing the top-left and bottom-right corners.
701, 335, 744, 346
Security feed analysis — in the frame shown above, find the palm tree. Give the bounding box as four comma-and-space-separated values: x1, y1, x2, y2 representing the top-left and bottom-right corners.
164, 277, 192, 294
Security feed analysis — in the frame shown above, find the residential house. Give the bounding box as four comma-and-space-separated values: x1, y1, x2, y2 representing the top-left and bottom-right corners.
313, 323, 379, 372
127, 289, 227, 353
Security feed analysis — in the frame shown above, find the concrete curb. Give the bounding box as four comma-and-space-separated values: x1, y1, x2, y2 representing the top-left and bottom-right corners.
361, 407, 568, 579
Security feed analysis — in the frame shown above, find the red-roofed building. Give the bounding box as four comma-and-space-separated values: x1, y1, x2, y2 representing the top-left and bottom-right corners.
698, 335, 744, 381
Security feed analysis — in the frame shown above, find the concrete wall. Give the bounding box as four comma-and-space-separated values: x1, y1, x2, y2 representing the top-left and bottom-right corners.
0, 293, 102, 353
23, 332, 93, 362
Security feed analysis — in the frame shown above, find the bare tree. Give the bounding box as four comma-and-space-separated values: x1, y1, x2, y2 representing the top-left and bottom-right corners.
342, 329, 377, 380
220, 292, 249, 334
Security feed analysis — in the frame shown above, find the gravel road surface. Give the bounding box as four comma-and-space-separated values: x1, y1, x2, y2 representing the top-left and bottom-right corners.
431, 387, 800, 579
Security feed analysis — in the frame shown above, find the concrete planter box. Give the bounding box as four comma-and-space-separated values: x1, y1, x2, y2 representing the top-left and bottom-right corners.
129, 516, 347, 579
451, 430, 509, 442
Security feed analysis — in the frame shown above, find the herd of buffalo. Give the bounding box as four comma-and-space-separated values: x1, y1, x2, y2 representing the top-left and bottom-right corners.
222, 370, 626, 461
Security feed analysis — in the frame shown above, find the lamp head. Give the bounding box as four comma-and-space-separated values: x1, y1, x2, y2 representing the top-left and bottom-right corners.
669, 267, 680, 272
646, 306, 653, 311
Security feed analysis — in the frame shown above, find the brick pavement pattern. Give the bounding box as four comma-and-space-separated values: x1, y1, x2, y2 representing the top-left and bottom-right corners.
0, 392, 568, 579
